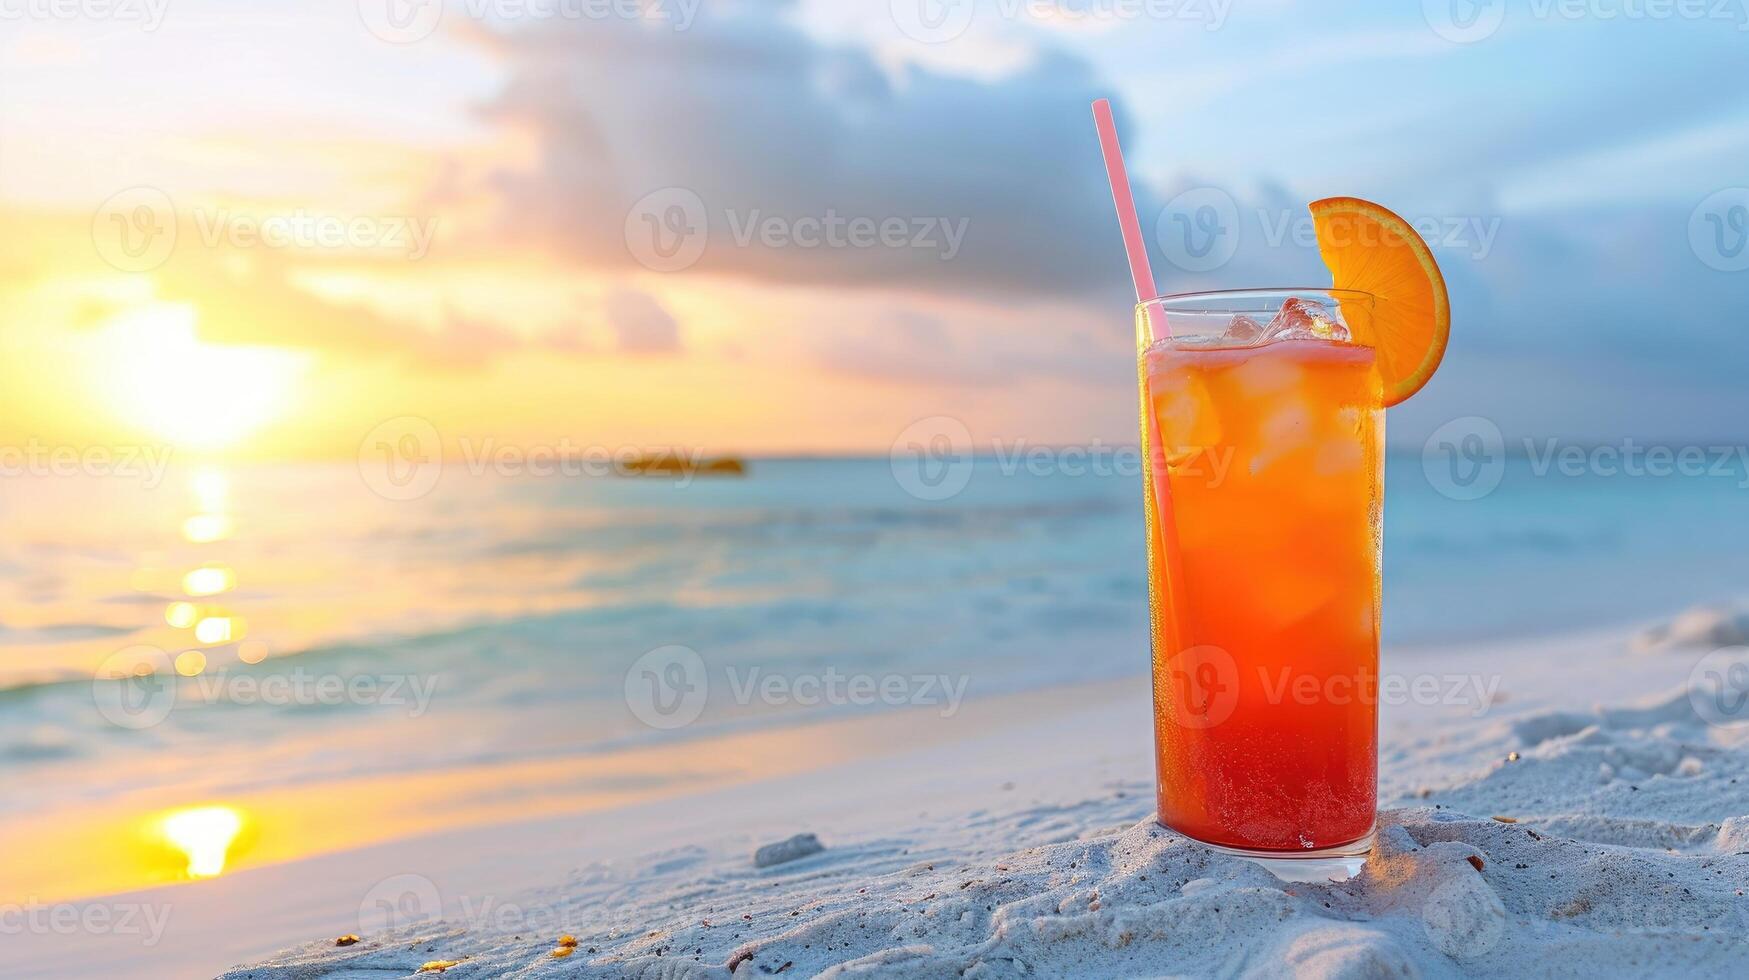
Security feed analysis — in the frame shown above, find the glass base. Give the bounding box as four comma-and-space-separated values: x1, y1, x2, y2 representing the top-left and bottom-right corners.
1176, 824, 1375, 883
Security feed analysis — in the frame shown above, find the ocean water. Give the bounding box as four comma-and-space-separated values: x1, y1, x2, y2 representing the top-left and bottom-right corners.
2, 454, 1748, 871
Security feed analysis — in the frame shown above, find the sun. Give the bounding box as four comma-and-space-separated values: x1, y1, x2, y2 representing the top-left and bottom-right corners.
95, 303, 311, 451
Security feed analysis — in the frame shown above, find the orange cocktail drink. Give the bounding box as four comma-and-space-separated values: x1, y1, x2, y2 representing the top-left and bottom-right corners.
1137, 290, 1383, 855
1087, 83, 1449, 864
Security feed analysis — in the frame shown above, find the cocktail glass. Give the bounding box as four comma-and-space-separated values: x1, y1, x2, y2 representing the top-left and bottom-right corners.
1137, 288, 1382, 879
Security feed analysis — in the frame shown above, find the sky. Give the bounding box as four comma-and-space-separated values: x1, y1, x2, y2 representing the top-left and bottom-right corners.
2, 0, 1746, 457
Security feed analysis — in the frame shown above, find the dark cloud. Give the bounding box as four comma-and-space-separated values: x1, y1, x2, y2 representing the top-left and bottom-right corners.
474, 7, 1133, 298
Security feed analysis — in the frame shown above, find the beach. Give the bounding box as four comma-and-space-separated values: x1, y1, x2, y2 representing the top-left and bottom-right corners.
6, 610, 1748, 977
6, 461, 1749, 978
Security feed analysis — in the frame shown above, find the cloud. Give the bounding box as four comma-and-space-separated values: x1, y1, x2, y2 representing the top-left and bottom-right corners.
472, 5, 1132, 298
144, 246, 684, 369
153, 254, 424, 358
813, 311, 983, 385
604, 289, 681, 353
809, 306, 1128, 389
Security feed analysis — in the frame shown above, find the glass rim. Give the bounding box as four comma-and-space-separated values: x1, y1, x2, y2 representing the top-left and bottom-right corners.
1136, 287, 1376, 316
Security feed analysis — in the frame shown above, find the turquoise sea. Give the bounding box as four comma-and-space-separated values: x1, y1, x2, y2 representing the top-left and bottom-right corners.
3, 453, 1747, 840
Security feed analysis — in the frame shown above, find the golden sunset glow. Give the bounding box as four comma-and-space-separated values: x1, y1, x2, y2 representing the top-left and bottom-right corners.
165, 602, 200, 628
182, 514, 235, 543
191, 468, 232, 511
159, 806, 245, 878
194, 617, 240, 645
94, 305, 310, 451
182, 565, 237, 597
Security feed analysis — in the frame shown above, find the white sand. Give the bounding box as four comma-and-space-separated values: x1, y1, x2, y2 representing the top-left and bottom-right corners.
14, 616, 1749, 978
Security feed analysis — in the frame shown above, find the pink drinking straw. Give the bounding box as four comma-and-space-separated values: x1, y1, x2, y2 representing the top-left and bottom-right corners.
1090, 99, 1161, 311
1091, 98, 1188, 653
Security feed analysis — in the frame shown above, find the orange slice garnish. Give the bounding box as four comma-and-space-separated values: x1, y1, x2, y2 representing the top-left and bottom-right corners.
1308, 197, 1450, 406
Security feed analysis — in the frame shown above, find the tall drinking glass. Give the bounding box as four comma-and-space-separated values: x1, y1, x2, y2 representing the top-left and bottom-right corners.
1137, 289, 1382, 870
